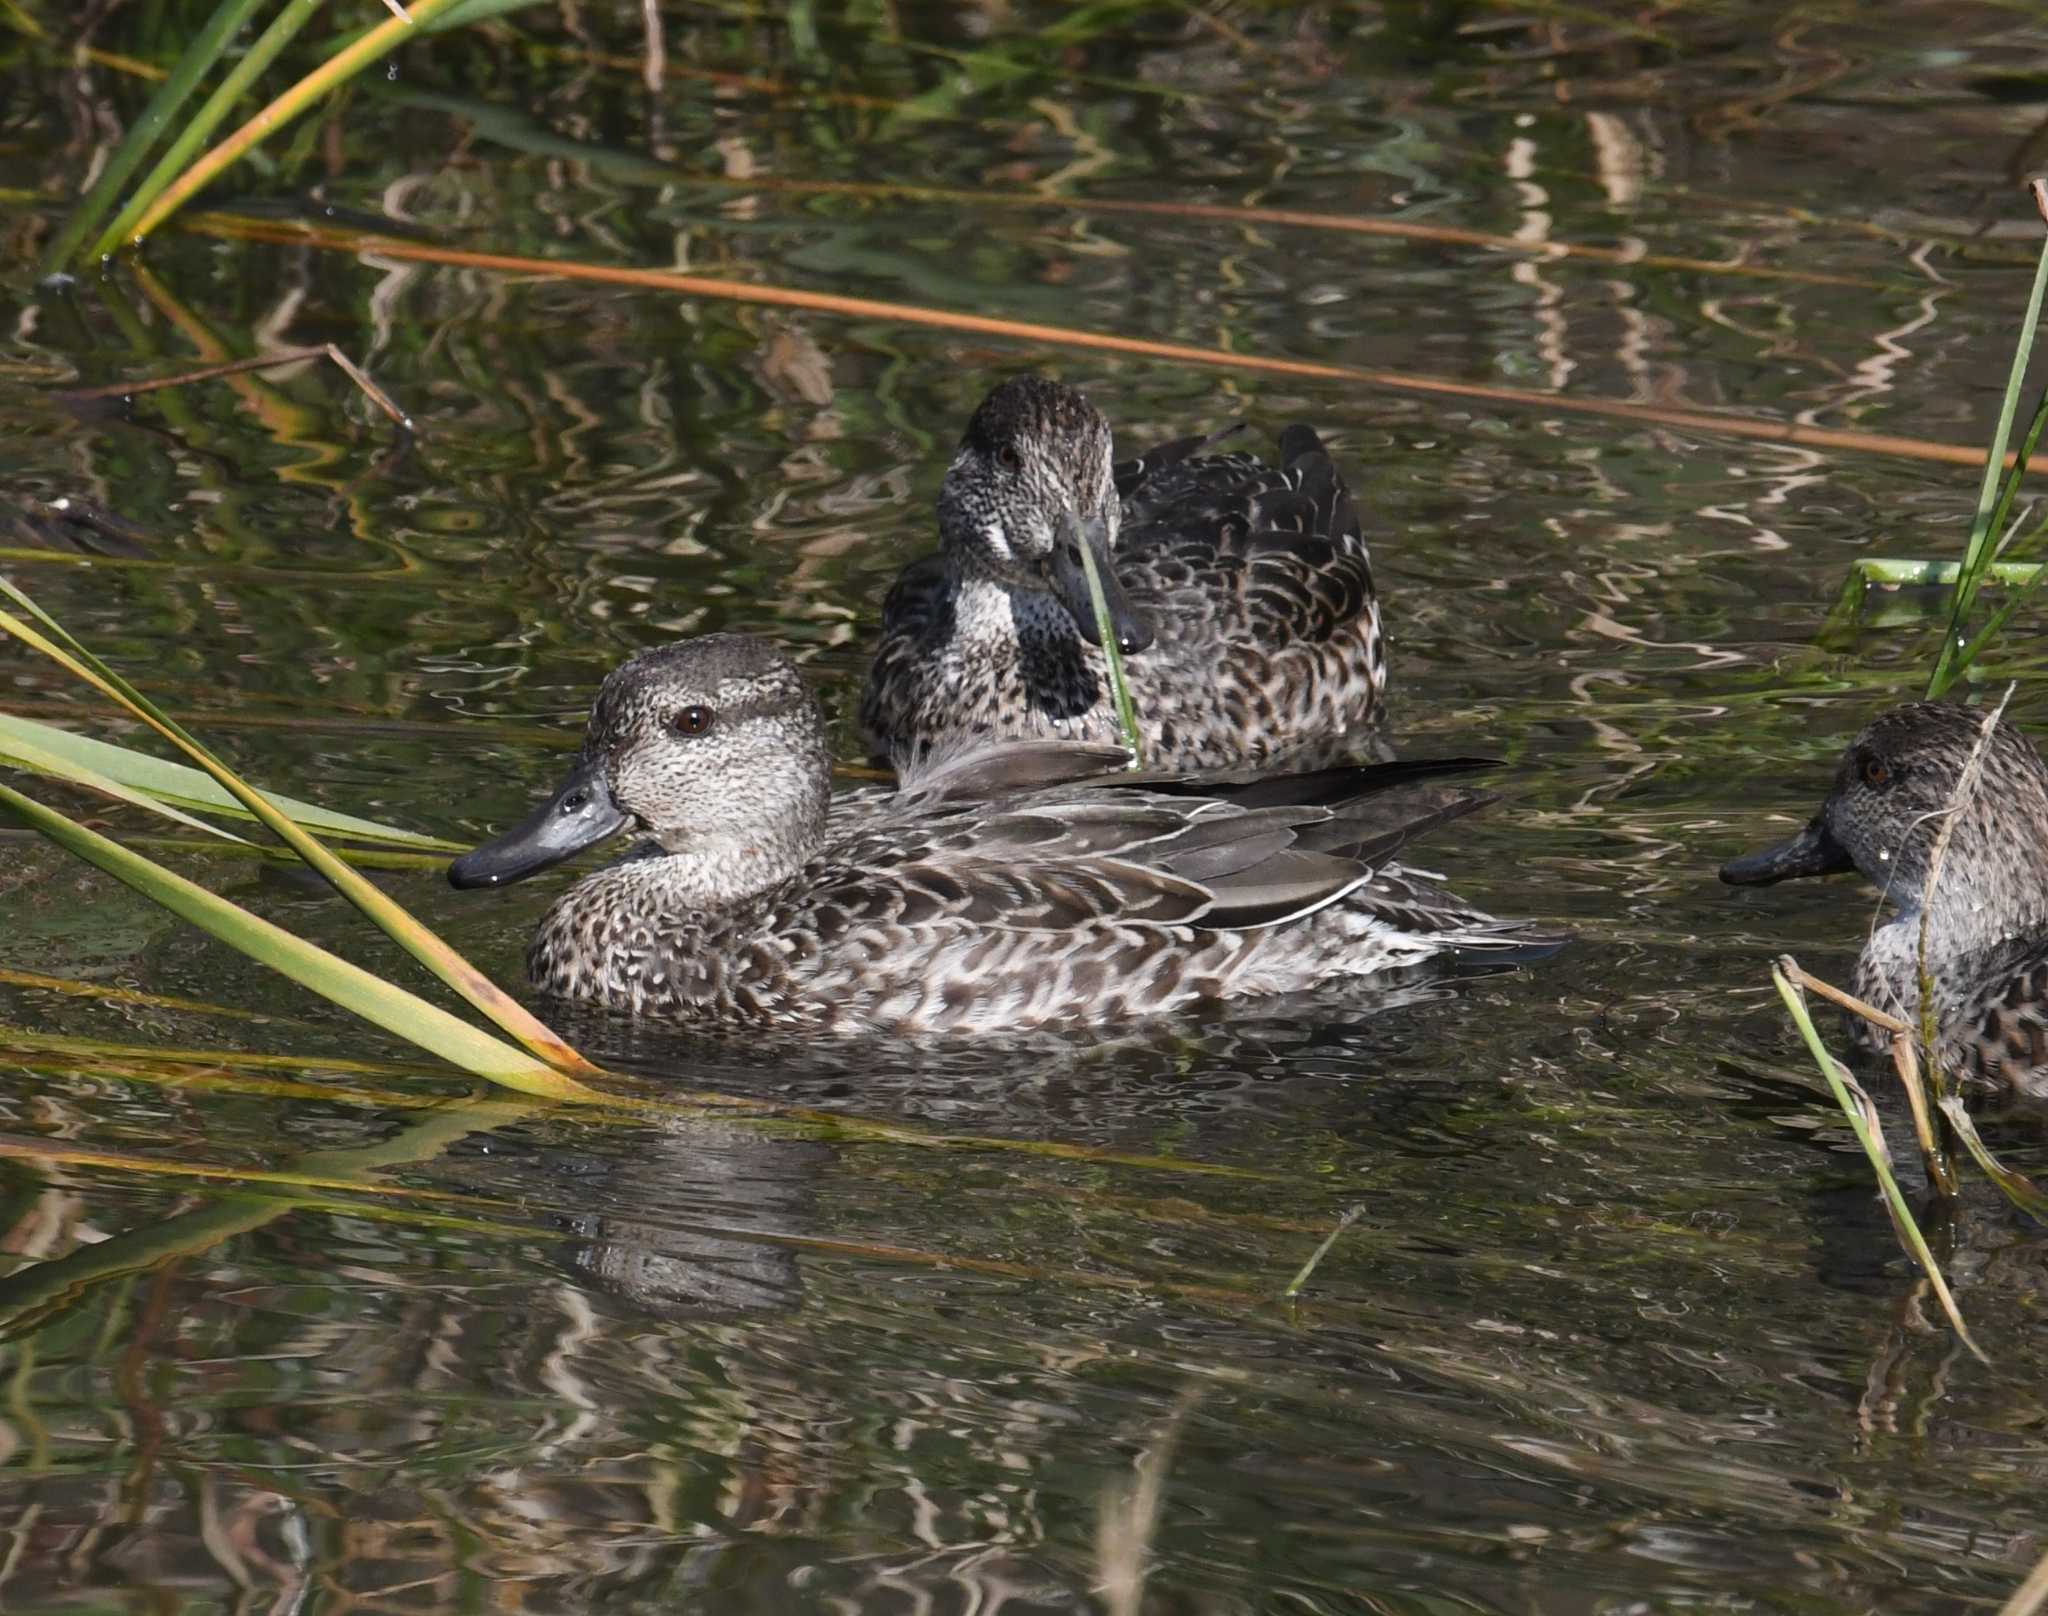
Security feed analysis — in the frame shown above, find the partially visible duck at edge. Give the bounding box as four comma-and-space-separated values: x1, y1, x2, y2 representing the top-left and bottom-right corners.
1721, 700, 2048, 1096
860, 375, 1386, 775
450, 634, 1557, 1037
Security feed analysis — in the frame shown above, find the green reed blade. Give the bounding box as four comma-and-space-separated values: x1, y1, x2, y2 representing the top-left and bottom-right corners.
0, 717, 250, 843
1927, 197, 2048, 698
40, 0, 268, 272
1770, 958, 1985, 1362
1948, 531, 2048, 683
0, 582, 601, 1081
0, 712, 457, 848
122, 0, 477, 251
1075, 535, 1143, 765
89, 0, 328, 261
0, 779, 593, 1100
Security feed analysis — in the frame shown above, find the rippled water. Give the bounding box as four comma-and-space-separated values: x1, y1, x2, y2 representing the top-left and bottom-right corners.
3, 4, 2048, 1611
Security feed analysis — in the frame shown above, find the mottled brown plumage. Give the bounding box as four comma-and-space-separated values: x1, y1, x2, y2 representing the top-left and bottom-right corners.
1721, 701, 2048, 1097
451, 636, 1557, 1037
861, 376, 1386, 773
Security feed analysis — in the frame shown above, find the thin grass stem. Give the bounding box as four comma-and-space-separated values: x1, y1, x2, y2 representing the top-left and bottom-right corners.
180, 216, 2032, 473
1075, 535, 1142, 763
1282, 1206, 1362, 1298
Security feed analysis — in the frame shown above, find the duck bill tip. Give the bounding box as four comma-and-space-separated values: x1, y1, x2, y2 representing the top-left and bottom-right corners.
1719, 817, 1855, 887
447, 757, 630, 890
1049, 509, 1153, 656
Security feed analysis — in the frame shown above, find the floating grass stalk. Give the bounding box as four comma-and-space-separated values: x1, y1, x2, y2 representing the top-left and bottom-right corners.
180, 217, 2025, 472
61, 343, 414, 432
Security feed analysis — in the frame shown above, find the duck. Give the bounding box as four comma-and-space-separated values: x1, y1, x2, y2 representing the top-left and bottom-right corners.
1720, 700, 2048, 1096
448, 634, 1556, 1036
859, 375, 1386, 774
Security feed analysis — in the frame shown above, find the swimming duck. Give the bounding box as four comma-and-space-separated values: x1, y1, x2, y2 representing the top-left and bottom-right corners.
859, 376, 1385, 774
1720, 700, 2048, 1096
449, 635, 1552, 1036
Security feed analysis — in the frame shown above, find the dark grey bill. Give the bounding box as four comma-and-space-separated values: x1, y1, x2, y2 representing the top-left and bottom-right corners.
1718, 816, 1855, 886
1049, 510, 1153, 656
447, 756, 629, 889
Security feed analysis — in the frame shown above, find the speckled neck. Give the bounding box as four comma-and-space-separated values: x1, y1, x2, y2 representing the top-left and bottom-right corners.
950, 567, 1102, 724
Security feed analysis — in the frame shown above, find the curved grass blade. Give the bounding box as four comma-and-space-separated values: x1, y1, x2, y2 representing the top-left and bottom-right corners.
0, 779, 597, 1101
40, 0, 269, 272
120, 0, 478, 251
0, 718, 249, 843
0, 583, 600, 1080
1939, 1096, 2048, 1222
0, 712, 456, 848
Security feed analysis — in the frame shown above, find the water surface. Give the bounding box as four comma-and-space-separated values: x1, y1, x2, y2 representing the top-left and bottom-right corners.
2, 5, 2048, 1611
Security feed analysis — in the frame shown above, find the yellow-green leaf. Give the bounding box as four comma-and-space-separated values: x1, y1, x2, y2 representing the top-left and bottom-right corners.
0, 711, 466, 848
0, 780, 601, 1103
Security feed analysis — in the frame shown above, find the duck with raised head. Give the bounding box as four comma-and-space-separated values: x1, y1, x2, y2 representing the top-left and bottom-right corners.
1721, 700, 2048, 1096
860, 376, 1385, 775
449, 635, 1554, 1036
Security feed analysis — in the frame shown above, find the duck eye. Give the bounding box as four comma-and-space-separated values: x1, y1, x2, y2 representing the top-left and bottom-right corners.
995, 444, 1022, 473
672, 705, 716, 737
1862, 755, 1891, 789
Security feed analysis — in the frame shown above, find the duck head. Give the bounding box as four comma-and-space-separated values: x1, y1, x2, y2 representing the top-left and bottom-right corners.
449, 635, 831, 903
936, 376, 1153, 656
1720, 701, 2048, 953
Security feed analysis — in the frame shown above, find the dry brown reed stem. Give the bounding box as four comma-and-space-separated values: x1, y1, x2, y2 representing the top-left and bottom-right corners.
550, 160, 1887, 291
185, 215, 2014, 471
1892, 688, 2016, 1193
62, 342, 414, 430
1915, 687, 2014, 991
1776, 959, 1911, 1033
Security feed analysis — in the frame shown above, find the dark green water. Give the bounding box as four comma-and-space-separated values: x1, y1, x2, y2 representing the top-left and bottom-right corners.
2, 4, 2048, 1611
